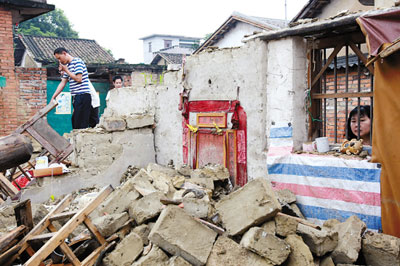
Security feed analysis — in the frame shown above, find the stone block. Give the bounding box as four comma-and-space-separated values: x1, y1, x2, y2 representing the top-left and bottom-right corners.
168, 256, 191, 266
147, 163, 178, 177
148, 206, 217, 266
215, 178, 281, 236
297, 223, 338, 257
102, 118, 126, 132
132, 224, 150, 245
183, 197, 211, 218
176, 165, 192, 177
331, 216, 366, 264
96, 178, 140, 216
362, 231, 400, 266
284, 234, 314, 266
190, 164, 229, 181
131, 169, 157, 196
275, 214, 299, 237
261, 220, 276, 235
103, 231, 143, 266
126, 114, 154, 129
187, 177, 214, 190
206, 236, 273, 266
275, 189, 297, 205
148, 170, 176, 195
240, 227, 290, 265
92, 212, 129, 237
132, 245, 168, 266
129, 192, 164, 224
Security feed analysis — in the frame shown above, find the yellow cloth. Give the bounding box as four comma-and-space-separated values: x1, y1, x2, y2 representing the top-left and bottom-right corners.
371, 49, 400, 237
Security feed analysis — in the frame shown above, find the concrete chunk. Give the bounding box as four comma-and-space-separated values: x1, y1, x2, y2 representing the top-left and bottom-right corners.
284, 234, 314, 266
148, 170, 176, 195
92, 212, 129, 237
207, 236, 273, 266
183, 197, 211, 218
215, 178, 281, 236
132, 245, 168, 266
240, 227, 290, 265
331, 216, 366, 264
275, 189, 297, 205
362, 231, 400, 266
102, 118, 126, 132
297, 223, 338, 257
129, 192, 164, 224
320, 256, 335, 266
168, 256, 191, 266
149, 206, 217, 266
275, 214, 299, 237
131, 169, 157, 196
103, 231, 143, 266
126, 114, 154, 129
147, 163, 178, 177
261, 220, 276, 235
132, 224, 150, 245
190, 164, 229, 181
187, 177, 214, 190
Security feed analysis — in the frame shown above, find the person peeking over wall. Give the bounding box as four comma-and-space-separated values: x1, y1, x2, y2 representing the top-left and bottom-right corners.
346, 105, 372, 146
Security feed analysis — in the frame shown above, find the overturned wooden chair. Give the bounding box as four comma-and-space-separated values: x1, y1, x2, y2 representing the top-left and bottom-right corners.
0, 185, 113, 266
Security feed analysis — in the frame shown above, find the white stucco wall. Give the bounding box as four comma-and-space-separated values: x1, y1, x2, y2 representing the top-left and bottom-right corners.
142, 36, 180, 64
317, 0, 374, 19
213, 22, 264, 49
265, 37, 308, 150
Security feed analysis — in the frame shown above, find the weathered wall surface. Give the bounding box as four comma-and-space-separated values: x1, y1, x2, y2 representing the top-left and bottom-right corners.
266, 37, 308, 150
185, 39, 269, 180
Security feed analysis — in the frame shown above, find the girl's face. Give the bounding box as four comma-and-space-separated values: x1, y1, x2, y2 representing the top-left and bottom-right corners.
350, 114, 371, 139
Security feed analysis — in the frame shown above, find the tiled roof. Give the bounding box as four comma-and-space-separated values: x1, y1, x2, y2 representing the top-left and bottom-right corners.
18, 34, 115, 65
291, 0, 331, 22
151, 53, 185, 65
194, 11, 287, 54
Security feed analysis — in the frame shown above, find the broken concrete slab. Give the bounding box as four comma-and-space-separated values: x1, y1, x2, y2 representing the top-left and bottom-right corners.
215, 178, 281, 236
95, 178, 140, 216
126, 114, 154, 129
362, 231, 400, 266
172, 175, 186, 189
148, 206, 217, 266
131, 169, 157, 196
176, 165, 192, 177
187, 177, 214, 191
240, 227, 290, 265
182, 197, 211, 218
132, 224, 151, 245
206, 236, 273, 266
129, 191, 164, 224
297, 223, 338, 257
101, 117, 127, 132
148, 170, 176, 195
284, 234, 314, 266
147, 163, 178, 177
103, 231, 143, 266
261, 220, 276, 235
190, 164, 229, 181
275, 213, 299, 237
132, 245, 169, 266
92, 212, 129, 237
331, 215, 366, 264
168, 256, 191, 266
275, 189, 297, 205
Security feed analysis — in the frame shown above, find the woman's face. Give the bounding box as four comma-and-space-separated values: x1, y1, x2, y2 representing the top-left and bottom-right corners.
350, 114, 371, 139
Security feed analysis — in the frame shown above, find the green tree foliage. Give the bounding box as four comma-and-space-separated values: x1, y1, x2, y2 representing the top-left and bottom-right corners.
18, 9, 79, 38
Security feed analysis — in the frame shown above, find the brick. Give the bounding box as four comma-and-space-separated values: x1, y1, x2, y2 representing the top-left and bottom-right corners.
215, 178, 281, 236
149, 206, 217, 266
125, 114, 154, 129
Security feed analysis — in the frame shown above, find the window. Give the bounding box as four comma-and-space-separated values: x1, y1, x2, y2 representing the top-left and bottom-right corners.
308, 33, 374, 144
164, 40, 172, 48
148, 42, 152, 52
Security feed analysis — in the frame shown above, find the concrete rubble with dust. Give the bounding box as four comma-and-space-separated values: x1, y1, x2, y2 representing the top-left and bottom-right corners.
1, 163, 399, 266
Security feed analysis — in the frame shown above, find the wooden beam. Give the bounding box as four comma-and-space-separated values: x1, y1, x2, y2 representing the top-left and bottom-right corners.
311, 91, 373, 99
348, 41, 374, 73
48, 223, 81, 266
28, 232, 56, 242
14, 100, 57, 134
0, 173, 18, 197
311, 42, 344, 88
0, 225, 26, 252
307, 32, 365, 49
84, 217, 106, 245
25, 185, 113, 266
49, 211, 77, 222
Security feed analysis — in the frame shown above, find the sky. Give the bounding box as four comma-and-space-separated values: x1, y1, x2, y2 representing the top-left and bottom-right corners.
47, 0, 309, 64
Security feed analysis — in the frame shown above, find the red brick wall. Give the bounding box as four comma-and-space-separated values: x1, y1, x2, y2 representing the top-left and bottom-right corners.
0, 7, 18, 136
323, 68, 372, 143
15, 67, 47, 125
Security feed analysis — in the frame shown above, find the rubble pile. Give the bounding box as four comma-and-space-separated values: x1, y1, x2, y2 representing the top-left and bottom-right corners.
1, 163, 400, 266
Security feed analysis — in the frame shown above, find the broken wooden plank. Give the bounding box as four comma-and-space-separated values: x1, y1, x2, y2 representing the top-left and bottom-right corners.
0, 173, 19, 197
14, 100, 57, 134
28, 232, 56, 242
14, 199, 34, 231
49, 211, 77, 222
84, 217, 106, 245
194, 218, 225, 235
47, 223, 81, 266
0, 225, 26, 252
25, 185, 113, 266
